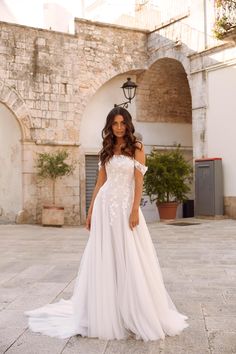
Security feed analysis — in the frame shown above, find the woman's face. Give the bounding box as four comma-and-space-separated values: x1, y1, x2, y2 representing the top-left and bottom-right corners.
112, 114, 126, 139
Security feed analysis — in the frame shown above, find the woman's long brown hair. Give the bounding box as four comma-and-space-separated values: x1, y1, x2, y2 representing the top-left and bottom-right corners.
99, 107, 141, 166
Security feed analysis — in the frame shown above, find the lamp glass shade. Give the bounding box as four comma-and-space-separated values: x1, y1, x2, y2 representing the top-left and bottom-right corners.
121, 78, 137, 101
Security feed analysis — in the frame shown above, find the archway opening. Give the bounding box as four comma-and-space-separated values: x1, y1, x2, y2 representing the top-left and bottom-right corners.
79, 60, 193, 222
0, 103, 22, 223
136, 57, 192, 124
135, 57, 193, 221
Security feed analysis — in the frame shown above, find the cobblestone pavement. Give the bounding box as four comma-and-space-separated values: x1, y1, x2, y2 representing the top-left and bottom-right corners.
0, 218, 236, 354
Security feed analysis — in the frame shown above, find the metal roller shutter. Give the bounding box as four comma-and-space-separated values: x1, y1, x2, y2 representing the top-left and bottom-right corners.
85, 155, 99, 214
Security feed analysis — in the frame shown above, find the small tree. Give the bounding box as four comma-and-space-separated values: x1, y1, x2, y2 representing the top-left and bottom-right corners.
144, 147, 193, 204
36, 150, 75, 205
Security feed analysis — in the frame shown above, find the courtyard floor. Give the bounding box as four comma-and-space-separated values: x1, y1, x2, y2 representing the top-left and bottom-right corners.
0, 218, 235, 354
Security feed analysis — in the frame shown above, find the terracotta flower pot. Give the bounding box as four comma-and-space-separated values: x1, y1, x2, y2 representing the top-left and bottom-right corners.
157, 202, 178, 220
42, 205, 64, 226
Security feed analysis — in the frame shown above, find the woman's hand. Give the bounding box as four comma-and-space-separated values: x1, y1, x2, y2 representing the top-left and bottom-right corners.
85, 212, 92, 230
129, 208, 139, 230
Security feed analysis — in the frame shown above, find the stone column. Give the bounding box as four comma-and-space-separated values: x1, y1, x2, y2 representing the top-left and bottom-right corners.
189, 71, 207, 159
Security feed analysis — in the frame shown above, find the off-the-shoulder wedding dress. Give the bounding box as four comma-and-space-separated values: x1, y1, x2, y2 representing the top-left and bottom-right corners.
25, 155, 189, 341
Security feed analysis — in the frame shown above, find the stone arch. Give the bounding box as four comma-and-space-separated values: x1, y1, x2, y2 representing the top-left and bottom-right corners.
0, 80, 33, 141
147, 45, 194, 103
136, 57, 192, 123
79, 69, 144, 145
148, 46, 190, 77
77, 65, 147, 133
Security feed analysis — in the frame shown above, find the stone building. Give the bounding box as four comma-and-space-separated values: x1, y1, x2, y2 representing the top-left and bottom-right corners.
0, 0, 236, 224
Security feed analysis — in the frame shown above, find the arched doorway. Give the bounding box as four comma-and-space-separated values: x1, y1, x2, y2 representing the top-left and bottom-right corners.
135, 57, 193, 220
79, 59, 193, 222
0, 103, 22, 223
136, 57, 192, 123
134, 57, 192, 157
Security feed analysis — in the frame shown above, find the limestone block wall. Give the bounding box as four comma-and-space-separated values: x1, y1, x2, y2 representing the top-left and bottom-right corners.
1, 11, 236, 222
0, 19, 148, 224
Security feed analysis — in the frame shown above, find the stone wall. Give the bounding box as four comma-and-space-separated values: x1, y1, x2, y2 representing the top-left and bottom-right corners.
1, 14, 236, 222
0, 19, 148, 224
136, 58, 192, 123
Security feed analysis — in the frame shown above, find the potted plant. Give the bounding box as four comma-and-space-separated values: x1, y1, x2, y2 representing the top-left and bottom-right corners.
143, 146, 193, 220
213, 0, 236, 39
36, 149, 75, 226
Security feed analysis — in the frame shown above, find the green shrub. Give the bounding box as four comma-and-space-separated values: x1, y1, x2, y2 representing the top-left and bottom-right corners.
144, 146, 193, 204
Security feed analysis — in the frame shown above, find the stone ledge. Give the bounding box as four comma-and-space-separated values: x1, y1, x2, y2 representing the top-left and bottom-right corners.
75, 17, 149, 33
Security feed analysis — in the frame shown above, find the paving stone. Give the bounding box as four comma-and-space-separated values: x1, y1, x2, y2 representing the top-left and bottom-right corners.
0, 286, 23, 305
63, 279, 76, 293
26, 281, 69, 297
62, 336, 108, 354
0, 327, 25, 353
0, 272, 19, 285
0, 309, 28, 329
0, 220, 235, 354
54, 291, 72, 302
160, 319, 210, 354
4, 331, 68, 354
223, 289, 236, 302
0, 303, 7, 311
15, 264, 55, 280
201, 301, 236, 317
167, 288, 224, 302
104, 338, 162, 354
7, 294, 64, 311
205, 316, 236, 331
39, 265, 77, 283
208, 331, 236, 354
171, 300, 203, 319
0, 262, 30, 273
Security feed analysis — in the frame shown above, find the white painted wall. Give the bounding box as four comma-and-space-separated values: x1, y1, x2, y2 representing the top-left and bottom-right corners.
0, 0, 80, 33
207, 65, 236, 196
80, 74, 192, 154
81, 74, 192, 223
0, 0, 216, 40
43, 3, 74, 33
80, 74, 136, 153
0, 0, 44, 28
0, 103, 22, 222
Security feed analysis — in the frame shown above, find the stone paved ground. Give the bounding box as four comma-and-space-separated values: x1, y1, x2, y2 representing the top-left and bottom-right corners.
0, 218, 236, 354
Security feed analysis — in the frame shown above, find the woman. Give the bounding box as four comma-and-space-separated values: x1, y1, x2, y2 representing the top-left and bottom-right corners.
25, 107, 189, 341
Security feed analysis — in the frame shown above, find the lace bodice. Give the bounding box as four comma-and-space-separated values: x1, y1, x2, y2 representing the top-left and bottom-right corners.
98, 155, 147, 177
97, 155, 148, 225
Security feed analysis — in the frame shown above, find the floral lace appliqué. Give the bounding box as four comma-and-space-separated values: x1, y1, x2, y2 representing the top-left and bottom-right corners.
96, 155, 147, 226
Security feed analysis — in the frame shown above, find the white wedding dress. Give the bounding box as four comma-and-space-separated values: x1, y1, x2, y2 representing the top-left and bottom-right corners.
25, 155, 189, 341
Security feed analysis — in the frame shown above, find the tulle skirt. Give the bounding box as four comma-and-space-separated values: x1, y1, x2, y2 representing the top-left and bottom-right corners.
25, 192, 189, 341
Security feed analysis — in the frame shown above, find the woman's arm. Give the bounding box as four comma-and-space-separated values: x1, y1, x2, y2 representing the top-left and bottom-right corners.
86, 164, 107, 230
129, 143, 146, 230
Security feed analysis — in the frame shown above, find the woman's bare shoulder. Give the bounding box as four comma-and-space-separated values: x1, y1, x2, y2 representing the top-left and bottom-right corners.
134, 141, 145, 164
